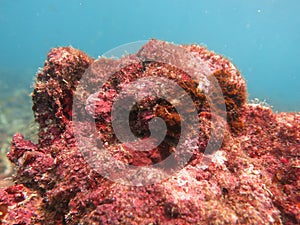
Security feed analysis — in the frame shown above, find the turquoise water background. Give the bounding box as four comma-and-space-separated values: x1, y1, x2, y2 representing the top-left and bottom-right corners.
0, 0, 299, 112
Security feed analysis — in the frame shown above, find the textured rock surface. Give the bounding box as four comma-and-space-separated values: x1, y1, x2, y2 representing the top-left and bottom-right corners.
0, 39, 299, 224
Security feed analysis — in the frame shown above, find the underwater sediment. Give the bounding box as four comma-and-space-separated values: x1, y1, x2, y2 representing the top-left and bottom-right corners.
0, 39, 299, 224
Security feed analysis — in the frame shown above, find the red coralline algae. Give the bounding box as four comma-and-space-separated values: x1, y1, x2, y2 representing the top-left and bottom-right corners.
32, 47, 93, 147
0, 39, 299, 225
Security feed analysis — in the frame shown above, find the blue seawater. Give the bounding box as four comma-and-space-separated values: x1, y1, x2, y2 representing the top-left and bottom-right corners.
0, 0, 299, 111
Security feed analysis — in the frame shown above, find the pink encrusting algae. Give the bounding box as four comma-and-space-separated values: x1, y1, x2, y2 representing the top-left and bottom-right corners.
0, 39, 299, 224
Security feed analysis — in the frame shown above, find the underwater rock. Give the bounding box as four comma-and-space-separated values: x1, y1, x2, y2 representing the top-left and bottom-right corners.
0, 39, 299, 224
